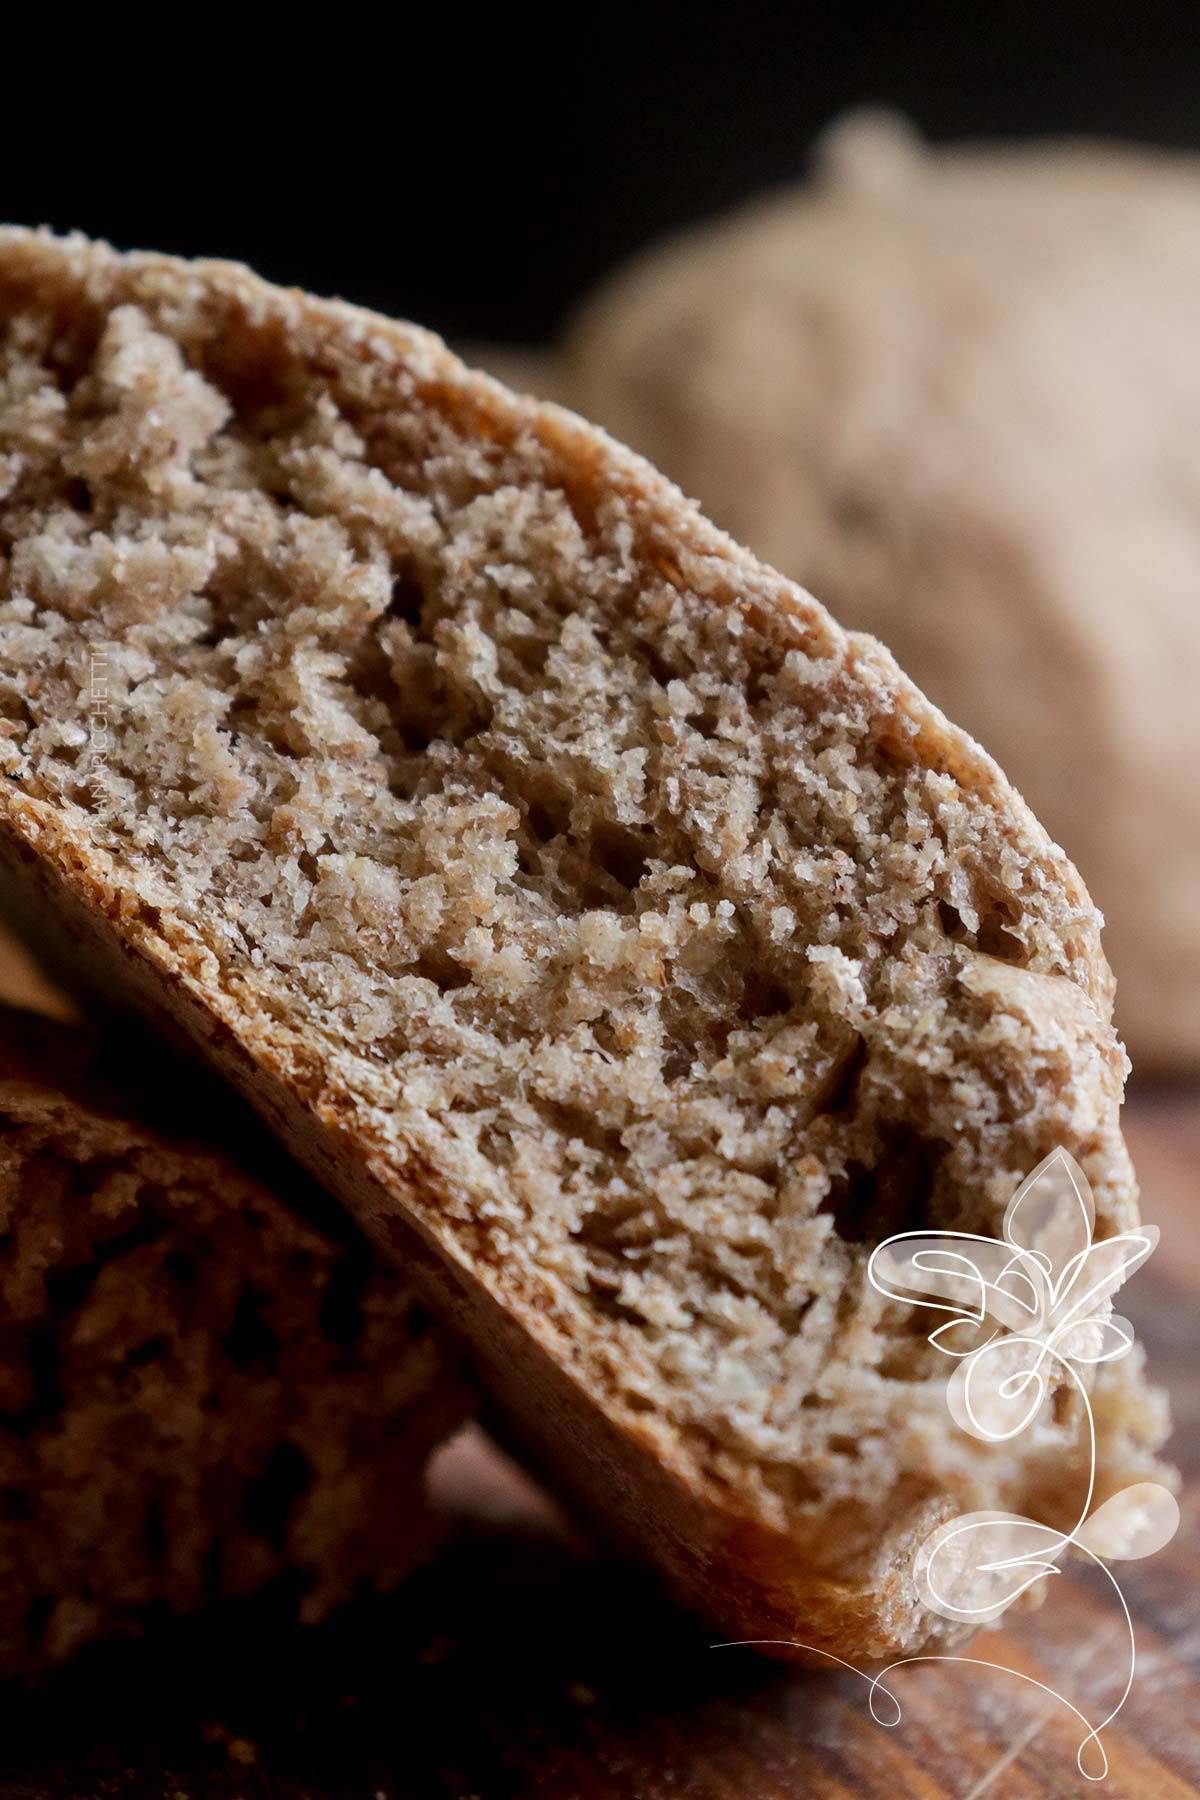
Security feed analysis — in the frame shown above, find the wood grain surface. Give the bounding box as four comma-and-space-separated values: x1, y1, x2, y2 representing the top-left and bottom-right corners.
0, 983, 1195, 1798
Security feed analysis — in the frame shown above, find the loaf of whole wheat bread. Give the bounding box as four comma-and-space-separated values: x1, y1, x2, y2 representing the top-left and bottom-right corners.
0, 229, 1169, 1660
0, 994, 469, 1675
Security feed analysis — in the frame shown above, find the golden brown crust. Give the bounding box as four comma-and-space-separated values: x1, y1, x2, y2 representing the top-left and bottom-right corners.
0, 227, 1162, 1660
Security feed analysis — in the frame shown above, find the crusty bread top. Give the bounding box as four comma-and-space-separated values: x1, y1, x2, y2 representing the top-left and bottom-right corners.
0, 229, 1150, 1627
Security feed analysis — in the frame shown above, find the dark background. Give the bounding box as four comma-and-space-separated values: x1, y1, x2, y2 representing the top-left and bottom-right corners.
8, 3, 1200, 348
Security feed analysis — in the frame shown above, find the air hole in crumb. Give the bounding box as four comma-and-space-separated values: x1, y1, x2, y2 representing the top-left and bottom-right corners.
872, 731, 916, 774
223, 1289, 280, 1371
45, 1218, 164, 1320
410, 952, 472, 993
164, 1250, 197, 1286
344, 634, 401, 704
387, 572, 426, 631
746, 661, 784, 709
662, 1042, 694, 1082
64, 476, 93, 513
938, 896, 1026, 965
318, 1253, 368, 1346
977, 909, 1025, 963
526, 801, 563, 844
759, 1462, 822, 1506
478, 1125, 515, 1167
877, 1340, 935, 1380
398, 723, 434, 758
822, 1036, 868, 1115
937, 900, 968, 942
506, 632, 551, 678
589, 827, 649, 895
640, 639, 676, 689
737, 972, 791, 1024
45, 310, 105, 385
540, 1102, 625, 1165
242, 1441, 312, 1550
584, 1274, 644, 1327
46, 1262, 101, 1320
820, 1132, 945, 1247
194, 324, 295, 416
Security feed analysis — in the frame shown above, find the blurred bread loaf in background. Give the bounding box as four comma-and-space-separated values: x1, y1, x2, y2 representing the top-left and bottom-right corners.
562, 113, 1200, 1071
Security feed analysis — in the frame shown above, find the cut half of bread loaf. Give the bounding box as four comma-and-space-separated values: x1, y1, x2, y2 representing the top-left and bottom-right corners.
0, 229, 1169, 1660
0, 1000, 469, 1675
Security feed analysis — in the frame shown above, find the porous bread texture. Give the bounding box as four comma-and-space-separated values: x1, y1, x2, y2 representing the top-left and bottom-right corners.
0, 229, 1167, 1654
562, 113, 1200, 1071
0, 1003, 468, 1675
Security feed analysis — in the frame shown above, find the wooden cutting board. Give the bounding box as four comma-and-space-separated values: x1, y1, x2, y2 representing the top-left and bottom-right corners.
0, 1093, 1196, 1800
